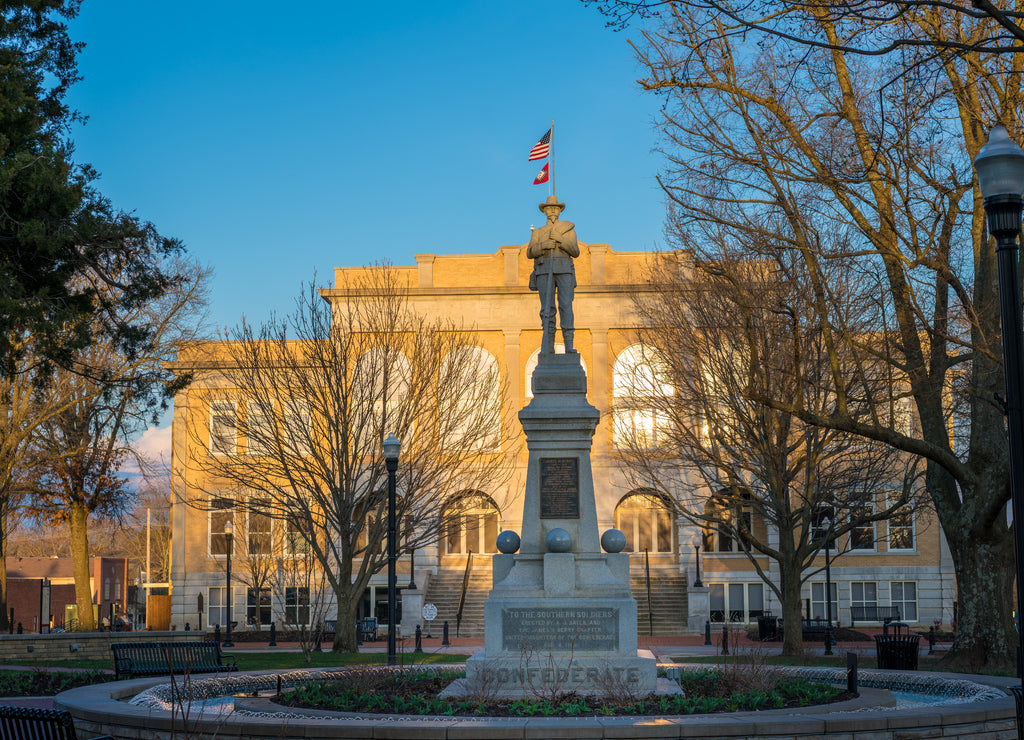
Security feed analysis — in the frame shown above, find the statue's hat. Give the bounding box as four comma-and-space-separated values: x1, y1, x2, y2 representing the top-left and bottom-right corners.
538, 195, 566, 213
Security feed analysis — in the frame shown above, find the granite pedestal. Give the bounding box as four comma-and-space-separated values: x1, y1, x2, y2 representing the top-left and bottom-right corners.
464, 352, 657, 697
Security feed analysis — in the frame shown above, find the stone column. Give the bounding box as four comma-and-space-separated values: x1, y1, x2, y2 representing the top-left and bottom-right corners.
590, 328, 609, 459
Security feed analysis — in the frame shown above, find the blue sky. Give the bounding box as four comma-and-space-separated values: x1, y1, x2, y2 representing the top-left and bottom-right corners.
66, 1, 668, 458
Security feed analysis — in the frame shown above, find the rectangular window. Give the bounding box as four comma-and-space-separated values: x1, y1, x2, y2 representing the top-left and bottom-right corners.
247, 499, 272, 556
890, 582, 918, 621
103, 579, 110, 600
612, 407, 672, 450
115, 580, 121, 599
246, 587, 272, 627
284, 517, 310, 556
810, 582, 838, 620
887, 496, 914, 550
208, 586, 230, 628
246, 402, 272, 456
209, 401, 237, 455
709, 583, 764, 623
894, 396, 914, 436
284, 586, 310, 625
851, 582, 877, 611
209, 497, 235, 556
850, 504, 874, 550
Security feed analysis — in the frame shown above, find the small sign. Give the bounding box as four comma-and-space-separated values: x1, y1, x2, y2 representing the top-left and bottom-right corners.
422, 603, 438, 622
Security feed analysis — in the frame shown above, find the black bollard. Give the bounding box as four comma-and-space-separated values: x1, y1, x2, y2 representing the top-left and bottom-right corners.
185, 622, 190, 632
269, 622, 277, 647
16, 622, 22, 635
846, 652, 858, 694
704, 620, 712, 646
927, 625, 936, 655
442, 620, 450, 647
214, 623, 221, 645
721, 624, 729, 656
314, 623, 323, 652
415, 624, 423, 653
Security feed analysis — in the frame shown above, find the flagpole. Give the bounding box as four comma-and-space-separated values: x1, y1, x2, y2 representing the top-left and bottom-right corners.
550, 119, 556, 198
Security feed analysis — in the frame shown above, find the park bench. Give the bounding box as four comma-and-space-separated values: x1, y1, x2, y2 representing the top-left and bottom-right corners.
0, 706, 113, 740
110, 640, 238, 680
850, 605, 901, 628
778, 617, 830, 637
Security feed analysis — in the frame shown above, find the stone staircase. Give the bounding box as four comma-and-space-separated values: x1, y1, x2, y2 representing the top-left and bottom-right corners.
422, 565, 492, 639
631, 570, 691, 636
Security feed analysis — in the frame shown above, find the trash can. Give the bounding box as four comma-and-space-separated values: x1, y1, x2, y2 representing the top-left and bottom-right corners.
757, 614, 778, 641
874, 632, 921, 670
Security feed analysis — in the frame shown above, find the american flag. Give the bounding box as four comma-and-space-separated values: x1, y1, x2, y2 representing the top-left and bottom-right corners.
528, 128, 552, 161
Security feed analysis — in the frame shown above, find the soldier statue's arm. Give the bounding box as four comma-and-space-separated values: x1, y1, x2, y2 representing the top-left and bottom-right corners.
550, 221, 579, 258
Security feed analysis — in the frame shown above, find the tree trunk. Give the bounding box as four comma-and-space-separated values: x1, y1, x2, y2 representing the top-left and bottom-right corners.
0, 516, 8, 633
940, 526, 1017, 672
332, 589, 360, 653
68, 501, 96, 631
778, 558, 805, 657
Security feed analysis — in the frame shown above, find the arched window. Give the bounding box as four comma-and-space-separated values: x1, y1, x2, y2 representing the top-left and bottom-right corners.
525, 347, 587, 399
614, 491, 675, 554
353, 347, 412, 438
439, 346, 502, 451
612, 344, 673, 449
444, 492, 501, 555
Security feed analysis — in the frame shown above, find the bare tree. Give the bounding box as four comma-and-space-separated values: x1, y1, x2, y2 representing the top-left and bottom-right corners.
27, 259, 209, 630
182, 267, 514, 652
615, 0, 1023, 669
590, 0, 1024, 56
268, 521, 332, 662
618, 251, 923, 655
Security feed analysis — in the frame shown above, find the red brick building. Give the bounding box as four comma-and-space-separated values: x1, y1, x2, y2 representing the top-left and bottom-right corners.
6, 557, 129, 632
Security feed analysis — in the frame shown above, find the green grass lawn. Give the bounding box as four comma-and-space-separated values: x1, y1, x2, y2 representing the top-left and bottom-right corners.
0, 650, 470, 673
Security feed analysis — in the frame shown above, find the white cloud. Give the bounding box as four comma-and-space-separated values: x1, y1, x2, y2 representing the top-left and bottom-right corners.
130, 424, 172, 471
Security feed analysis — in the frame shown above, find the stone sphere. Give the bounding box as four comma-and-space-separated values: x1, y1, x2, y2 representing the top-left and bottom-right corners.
495, 530, 521, 554
601, 528, 627, 553
545, 528, 572, 553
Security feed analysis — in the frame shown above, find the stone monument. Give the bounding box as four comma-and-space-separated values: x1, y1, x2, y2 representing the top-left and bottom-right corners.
463, 197, 657, 697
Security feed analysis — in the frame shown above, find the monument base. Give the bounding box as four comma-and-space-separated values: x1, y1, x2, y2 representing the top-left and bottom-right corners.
462, 649, 658, 698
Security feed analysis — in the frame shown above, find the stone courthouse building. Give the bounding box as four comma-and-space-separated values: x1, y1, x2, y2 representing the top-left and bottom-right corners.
167, 231, 956, 637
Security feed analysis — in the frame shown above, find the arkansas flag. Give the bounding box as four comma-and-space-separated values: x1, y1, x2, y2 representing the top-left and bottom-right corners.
532, 162, 550, 185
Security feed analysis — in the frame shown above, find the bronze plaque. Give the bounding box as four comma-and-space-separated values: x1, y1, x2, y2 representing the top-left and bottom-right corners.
540, 457, 579, 518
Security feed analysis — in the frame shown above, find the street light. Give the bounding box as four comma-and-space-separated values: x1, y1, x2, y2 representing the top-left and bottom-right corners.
384, 433, 401, 667
691, 534, 703, 587
222, 519, 234, 648
975, 125, 1024, 693
820, 514, 835, 657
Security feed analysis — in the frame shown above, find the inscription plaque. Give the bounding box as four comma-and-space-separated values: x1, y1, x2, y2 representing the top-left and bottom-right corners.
540, 457, 579, 518
502, 607, 619, 651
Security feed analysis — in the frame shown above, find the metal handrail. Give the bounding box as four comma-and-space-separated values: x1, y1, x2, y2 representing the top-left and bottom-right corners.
644, 547, 653, 636
455, 551, 473, 637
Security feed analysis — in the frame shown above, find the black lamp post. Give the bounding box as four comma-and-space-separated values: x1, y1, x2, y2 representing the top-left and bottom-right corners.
691, 535, 703, 587
384, 433, 401, 667
822, 515, 835, 657
222, 519, 234, 648
975, 126, 1024, 692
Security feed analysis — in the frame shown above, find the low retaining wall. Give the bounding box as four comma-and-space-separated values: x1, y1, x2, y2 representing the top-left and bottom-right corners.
54, 668, 1022, 740
0, 631, 197, 661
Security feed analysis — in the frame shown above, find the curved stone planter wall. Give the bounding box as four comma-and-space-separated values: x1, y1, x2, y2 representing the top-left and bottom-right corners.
55, 668, 1020, 740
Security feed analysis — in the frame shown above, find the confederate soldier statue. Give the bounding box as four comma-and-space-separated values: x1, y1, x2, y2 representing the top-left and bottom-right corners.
528, 195, 579, 353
